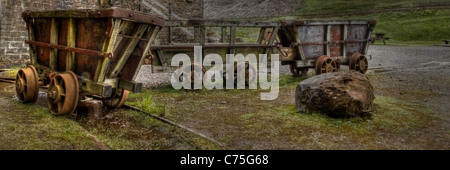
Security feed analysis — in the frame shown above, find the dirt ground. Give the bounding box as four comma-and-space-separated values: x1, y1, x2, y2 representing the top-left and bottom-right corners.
0, 45, 449, 150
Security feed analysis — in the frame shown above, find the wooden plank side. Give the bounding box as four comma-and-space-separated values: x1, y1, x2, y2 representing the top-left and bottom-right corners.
33, 18, 52, 67
229, 26, 236, 54
25, 19, 38, 65
131, 26, 160, 80
66, 18, 76, 71
57, 18, 69, 71
49, 18, 59, 70
96, 19, 122, 83
108, 24, 149, 78
75, 18, 107, 80
257, 27, 266, 44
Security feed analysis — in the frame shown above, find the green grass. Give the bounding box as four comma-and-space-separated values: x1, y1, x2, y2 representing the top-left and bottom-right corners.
296, 0, 450, 15
331, 9, 450, 45
0, 99, 100, 150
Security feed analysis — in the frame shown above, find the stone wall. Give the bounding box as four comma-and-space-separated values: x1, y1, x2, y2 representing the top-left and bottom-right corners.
203, 0, 301, 19
0, 0, 99, 68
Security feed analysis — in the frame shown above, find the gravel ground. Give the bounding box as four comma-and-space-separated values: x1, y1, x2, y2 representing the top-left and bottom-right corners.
367, 45, 450, 148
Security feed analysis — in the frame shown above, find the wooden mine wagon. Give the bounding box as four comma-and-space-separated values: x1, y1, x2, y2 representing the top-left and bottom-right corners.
278, 20, 376, 76
16, 8, 164, 114
149, 20, 280, 85
148, 19, 375, 86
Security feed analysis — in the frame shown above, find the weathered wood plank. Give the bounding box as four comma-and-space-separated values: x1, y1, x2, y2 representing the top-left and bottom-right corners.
66, 18, 76, 71
49, 18, 58, 70
343, 24, 348, 59
265, 27, 279, 55
132, 26, 160, 81
257, 27, 266, 44
26, 20, 38, 65
221, 27, 227, 43
326, 25, 331, 56
95, 19, 122, 83
165, 20, 280, 27
108, 24, 149, 78
229, 26, 236, 54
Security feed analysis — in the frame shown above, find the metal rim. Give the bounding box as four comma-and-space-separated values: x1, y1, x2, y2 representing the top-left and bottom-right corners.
234, 61, 257, 86
179, 62, 206, 89
315, 55, 337, 75
47, 71, 79, 115
15, 65, 39, 103
349, 52, 368, 74
103, 88, 129, 109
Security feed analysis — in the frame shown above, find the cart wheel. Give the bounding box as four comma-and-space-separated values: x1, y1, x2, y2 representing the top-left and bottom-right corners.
349, 52, 368, 74
15, 65, 39, 103
289, 64, 308, 77
47, 71, 79, 115
234, 61, 257, 86
179, 62, 206, 89
315, 55, 337, 75
103, 88, 129, 109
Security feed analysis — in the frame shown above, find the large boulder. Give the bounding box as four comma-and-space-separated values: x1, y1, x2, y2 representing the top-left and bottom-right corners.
295, 71, 375, 117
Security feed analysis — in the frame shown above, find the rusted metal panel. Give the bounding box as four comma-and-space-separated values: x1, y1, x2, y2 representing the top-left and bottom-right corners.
345, 24, 367, 57
329, 25, 342, 57
298, 25, 325, 59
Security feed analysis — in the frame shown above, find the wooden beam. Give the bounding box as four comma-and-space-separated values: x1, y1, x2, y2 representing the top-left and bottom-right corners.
66, 18, 76, 71
265, 27, 279, 55
132, 26, 160, 81
342, 24, 348, 58
49, 18, 58, 70
221, 27, 227, 43
26, 20, 37, 65
326, 25, 331, 56
108, 24, 149, 78
165, 20, 280, 27
229, 26, 236, 54
257, 27, 266, 44
95, 19, 122, 83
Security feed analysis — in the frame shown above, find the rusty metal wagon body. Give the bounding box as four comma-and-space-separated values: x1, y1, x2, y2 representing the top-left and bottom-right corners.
277, 20, 376, 76
16, 8, 164, 114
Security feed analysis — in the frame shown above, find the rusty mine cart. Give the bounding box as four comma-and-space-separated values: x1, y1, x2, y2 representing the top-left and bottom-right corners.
15, 8, 164, 115
278, 20, 376, 76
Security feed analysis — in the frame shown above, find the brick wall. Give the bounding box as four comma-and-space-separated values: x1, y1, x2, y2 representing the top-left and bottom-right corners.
0, 0, 99, 68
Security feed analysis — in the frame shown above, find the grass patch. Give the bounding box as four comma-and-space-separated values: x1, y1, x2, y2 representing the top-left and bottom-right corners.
332, 9, 450, 45
0, 99, 99, 150
296, 0, 450, 15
